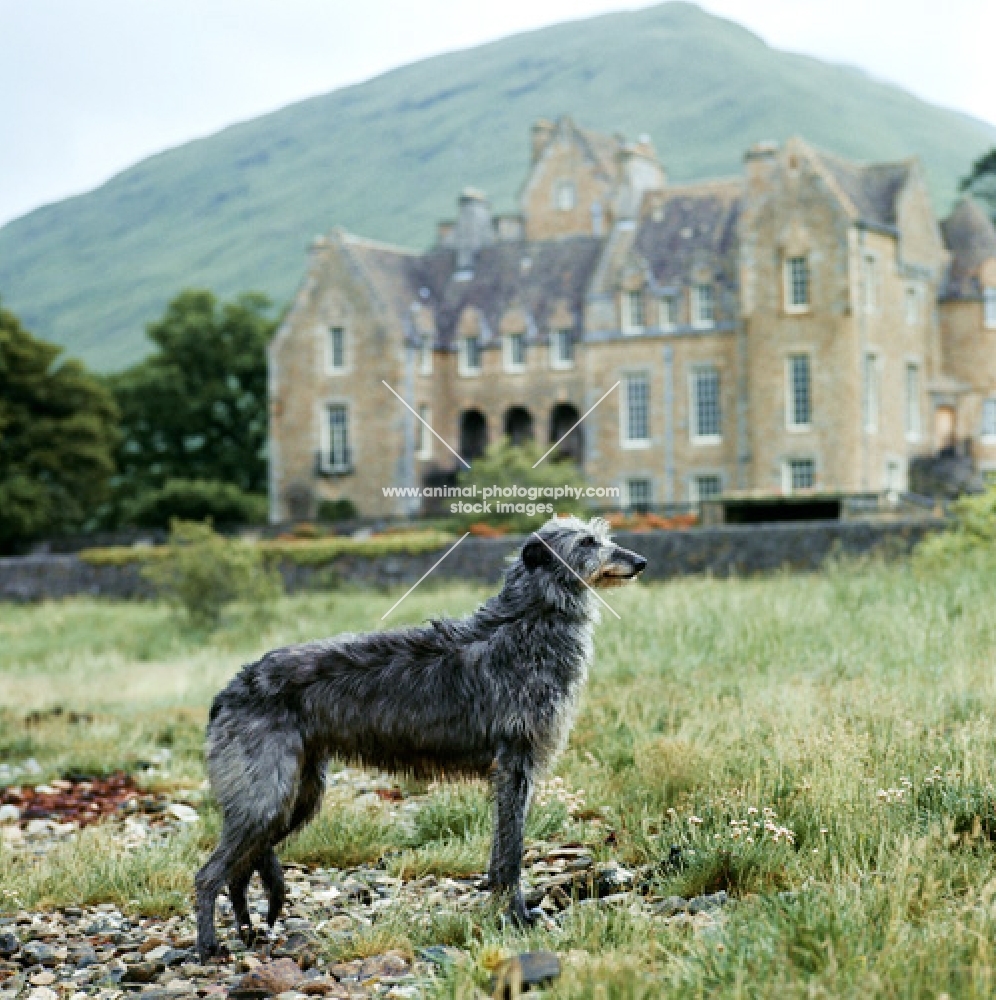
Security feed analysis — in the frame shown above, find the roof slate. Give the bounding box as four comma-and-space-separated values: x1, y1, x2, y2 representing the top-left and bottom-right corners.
809, 149, 911, 229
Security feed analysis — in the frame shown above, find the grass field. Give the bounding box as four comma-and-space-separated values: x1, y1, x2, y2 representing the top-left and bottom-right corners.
4, 556, 996, 997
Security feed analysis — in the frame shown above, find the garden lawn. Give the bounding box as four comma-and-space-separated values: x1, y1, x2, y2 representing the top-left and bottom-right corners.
3, 557, 996, 997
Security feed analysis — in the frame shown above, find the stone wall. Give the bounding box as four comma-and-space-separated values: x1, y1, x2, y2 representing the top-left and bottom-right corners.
0, 519, 944, 603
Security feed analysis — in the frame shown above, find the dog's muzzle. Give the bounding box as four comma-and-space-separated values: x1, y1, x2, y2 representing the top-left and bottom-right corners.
591, 546, 648, 587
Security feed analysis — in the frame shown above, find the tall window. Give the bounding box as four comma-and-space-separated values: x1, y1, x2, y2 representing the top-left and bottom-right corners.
783, 458, 815, 493
623, 372, 650, 446
786, 354, 811, 429
415, 404, 432, 459
505, 332, 526, 372
550, 329, 574, 369
691, 474, 722, 503
863, 352, 880, 433
460, 335, 482, 375
326, 404, 350, 472
626, 478, 652, 511
905, 362, 921, 440
985, 288, 996, 330
690, 366, 721, 442
556, 180, 576, 212
885, 458, 904, 494
623, 290, 645, 333
660, 294, 679, 331
692, 284, 715, 329
785, 256, 810, 311
327, 326, 346, 373
862, 253, 879, 313
419, 334, 433, 375
982, 399, 996, 441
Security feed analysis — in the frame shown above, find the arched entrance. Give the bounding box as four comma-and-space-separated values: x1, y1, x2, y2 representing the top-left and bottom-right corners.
459, 409, 488, 462
504, 406, 534, 446
549, 402, 582, 463
935, 405, 956, 454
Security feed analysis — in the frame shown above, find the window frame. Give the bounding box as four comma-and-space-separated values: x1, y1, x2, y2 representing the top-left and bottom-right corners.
785, 352, 812, 432
861, 251, 879, 314
321, 401, 352, 473
503, 332, 527, 374
418, 334, 433, 376
549, 329, 575, 370
689, 364, 722, 445
905, 361, 921, 441
415, 403, 432, 460
555, 180, 576, 212
782, 457, 816, 494
691, 283, 715, 330
689, 473, 723, 504
659, 293, 679, 332
904, 283, 923, 326
459, 335, 483, 376
783, 255, 811, 314
863, 351, 881, 434
622, 289, 646, 334
985, 288, 996, 331
620, 371, 651, 449
981, 398, 996, 443
626, 477, 652, 512
326, 325, 347, 375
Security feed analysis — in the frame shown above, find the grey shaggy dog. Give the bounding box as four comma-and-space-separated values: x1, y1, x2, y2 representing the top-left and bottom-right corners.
195, 515, 647, 959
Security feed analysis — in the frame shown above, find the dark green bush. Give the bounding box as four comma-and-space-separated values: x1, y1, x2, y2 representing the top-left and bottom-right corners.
130, 479, 267, 528
316, 498, 358, 522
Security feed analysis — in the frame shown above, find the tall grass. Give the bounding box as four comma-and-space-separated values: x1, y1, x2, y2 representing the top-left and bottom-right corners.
4, 557, 996, 994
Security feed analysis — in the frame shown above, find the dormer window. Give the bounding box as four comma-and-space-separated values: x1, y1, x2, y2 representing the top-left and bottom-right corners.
555, 181, 576, 212
692, 284, 715, 329
326, 326, 346, 373
459, 335, 482, 376
660, 294, 678, 331
622, 289, 645, 333
504, 332, 526, 373
550, 329, 574, 369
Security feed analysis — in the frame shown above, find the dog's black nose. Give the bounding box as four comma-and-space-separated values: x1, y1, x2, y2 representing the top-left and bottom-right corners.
633, 555, 648, 573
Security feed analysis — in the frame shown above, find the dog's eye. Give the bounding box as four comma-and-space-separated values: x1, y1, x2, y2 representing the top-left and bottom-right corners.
581, 536, 598, 548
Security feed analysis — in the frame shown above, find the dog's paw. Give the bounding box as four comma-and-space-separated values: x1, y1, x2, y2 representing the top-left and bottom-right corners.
197, 942, 230, 964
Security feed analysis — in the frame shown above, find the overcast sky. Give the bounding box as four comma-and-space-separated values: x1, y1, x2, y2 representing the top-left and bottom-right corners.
2, 0, 994, 228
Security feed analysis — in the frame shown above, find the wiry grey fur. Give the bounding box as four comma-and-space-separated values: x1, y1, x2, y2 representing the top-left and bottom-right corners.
194, 516, 647, 959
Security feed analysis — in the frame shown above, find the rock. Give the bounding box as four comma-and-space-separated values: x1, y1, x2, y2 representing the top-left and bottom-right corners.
21, 942, 57, 967
687, 891, 729, 914
650, 896, 688, 917
491, 951, 561, 997
417, 946, 462, 969
296, 980, 340, 996
358, 950, 409, 982
0, 806, 19, 825
0, 934, 19, 959
272, 932, 318, 967
326, 961, 362, 982
123, 962, 159, 983
28, 971, 56, 986
166, 804, 199, 824
594, 862, 635, 897
27, 988, 57, 1000
235, 958, 305, 996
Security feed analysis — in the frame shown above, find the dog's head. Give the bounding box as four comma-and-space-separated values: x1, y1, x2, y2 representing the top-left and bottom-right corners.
520, 516, 648, 590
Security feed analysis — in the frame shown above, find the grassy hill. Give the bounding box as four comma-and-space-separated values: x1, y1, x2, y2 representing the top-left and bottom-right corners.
2, 1, 994, 370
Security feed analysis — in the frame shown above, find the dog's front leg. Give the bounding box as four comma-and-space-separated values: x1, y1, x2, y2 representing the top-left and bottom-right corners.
491, 741, 540, 925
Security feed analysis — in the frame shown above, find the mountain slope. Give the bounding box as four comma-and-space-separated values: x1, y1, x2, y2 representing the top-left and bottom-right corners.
2, 1, 994, 370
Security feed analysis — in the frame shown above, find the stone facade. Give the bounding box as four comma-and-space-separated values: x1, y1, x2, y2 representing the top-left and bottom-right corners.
268, 116, 996, 520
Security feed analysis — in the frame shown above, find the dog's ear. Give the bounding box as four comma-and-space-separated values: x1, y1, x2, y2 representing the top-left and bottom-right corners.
521, 538, 551, 572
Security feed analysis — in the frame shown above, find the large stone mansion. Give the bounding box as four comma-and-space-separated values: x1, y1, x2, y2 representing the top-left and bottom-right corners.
268, 116, 996, 519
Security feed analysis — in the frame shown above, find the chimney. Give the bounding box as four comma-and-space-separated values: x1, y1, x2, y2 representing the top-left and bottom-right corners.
454, 188, 493, 271
744, 141, 779, 193
531, 119, 555, 163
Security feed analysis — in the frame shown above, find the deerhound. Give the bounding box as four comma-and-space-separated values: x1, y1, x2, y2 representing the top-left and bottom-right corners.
194, 516, 647, 959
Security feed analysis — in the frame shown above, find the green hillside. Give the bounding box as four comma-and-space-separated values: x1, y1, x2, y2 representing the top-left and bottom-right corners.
2, 1, 994, 370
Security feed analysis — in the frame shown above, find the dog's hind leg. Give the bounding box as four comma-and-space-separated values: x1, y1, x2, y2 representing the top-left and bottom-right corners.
490, 740, 538, 925
196, 829, 263, 960
258, 754, 327, 929
228, 867, 255, 944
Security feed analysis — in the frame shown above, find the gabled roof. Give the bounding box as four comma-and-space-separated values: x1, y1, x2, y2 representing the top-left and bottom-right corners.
410, 237, 604, 347
633, 179, 742, 293
335, 231, 421, 328
941, 198, 996, 300
805, 144, 913, 230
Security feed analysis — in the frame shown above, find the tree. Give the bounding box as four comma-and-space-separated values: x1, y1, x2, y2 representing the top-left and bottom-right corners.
110, 290, 276, 511
959, 148, 996, 218
0, 303, 119, 552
